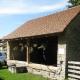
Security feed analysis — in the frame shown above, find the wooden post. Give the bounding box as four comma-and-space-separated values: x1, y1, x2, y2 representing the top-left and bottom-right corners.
27, 38, 30, 63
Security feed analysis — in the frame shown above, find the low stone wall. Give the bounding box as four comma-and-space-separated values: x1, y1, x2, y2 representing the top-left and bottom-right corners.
8, 66, 16, 73
7, 60, 28, 66
7, 60, 65, 80
27, 66, 57, 79
27, 64, 65, 80
8, 66, 27, 73
7, 60, 28, 73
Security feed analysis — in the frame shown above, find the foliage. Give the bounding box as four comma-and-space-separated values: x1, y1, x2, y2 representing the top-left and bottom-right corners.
30, 47, 34, 53
13, 43, 34, 53
13, 43, 26, 51
67, 0, 80, 8
40, 43, 46, 49
13, 41, 48, 53
38, 43, 47, 50
13, 46, 19, 51
0, 66, 50, 80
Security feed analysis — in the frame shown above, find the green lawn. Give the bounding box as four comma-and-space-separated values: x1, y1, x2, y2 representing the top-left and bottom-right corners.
0, 66, 50, 80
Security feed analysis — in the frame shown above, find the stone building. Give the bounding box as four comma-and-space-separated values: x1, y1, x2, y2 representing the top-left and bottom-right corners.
3, 6, 80, 80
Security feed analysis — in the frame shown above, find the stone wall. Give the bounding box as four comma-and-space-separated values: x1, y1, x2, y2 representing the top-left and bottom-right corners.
7, 61, 57, 79
27, 66, 57, 79
66, 13, 80, 61
27, 60, 68, 80
57, 13, 80, 79
57, 33, 66, 80
65, 13, 80, 79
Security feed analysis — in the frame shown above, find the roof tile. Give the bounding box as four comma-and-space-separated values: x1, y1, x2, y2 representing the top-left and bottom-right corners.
3, 6, 80, 39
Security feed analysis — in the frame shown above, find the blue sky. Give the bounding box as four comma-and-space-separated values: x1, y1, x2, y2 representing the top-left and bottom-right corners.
0, 0, 68, 38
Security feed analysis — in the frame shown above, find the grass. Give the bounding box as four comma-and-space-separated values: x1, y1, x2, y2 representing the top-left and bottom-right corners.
0, 66, 50, 80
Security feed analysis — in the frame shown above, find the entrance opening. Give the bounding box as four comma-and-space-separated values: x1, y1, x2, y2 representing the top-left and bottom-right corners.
30, 36, 58, 66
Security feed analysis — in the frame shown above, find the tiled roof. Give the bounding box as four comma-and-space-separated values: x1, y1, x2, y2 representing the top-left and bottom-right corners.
3, 6, 80, 39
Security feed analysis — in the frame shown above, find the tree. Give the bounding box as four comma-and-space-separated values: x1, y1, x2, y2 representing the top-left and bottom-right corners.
67, 0, 80, 8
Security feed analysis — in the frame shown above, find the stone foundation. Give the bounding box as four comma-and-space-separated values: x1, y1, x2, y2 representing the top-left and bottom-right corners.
7, 60, 65, 80
8, 65, 57, 79
8, 66, 27, 73
27, 66, 57, 79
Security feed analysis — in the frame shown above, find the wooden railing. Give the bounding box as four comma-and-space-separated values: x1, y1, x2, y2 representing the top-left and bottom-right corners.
68, 61, 80, 80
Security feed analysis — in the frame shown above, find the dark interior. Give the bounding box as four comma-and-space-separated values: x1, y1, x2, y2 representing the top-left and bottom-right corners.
11, 36, 58, 66
11, 40, 27, 61
30, 36, 58, 66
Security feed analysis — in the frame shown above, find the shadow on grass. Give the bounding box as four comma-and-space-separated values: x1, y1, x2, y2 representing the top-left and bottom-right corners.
0, 78, 4, 80
0, 66, 8, 69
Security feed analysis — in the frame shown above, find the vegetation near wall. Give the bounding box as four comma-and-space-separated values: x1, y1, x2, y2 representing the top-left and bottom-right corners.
67, 0, 80, 8
0, 66, 50, 80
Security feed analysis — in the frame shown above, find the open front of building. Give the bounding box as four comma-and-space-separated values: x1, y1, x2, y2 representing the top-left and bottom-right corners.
30, 36, 58, 66
7, 36, 58, 66
7, 35, 66, 79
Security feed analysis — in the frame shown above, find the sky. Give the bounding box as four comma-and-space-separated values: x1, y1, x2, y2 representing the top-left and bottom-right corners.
0, 0, 68, 39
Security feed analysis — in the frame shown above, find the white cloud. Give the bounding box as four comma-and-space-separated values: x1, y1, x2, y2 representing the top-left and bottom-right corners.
0, 0, 68, 15
39, 5, 65, 12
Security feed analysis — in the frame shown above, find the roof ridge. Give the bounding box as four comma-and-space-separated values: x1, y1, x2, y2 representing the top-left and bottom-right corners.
28, 6, 80, 22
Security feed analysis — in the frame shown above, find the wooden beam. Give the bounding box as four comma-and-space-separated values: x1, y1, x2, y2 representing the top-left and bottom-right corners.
27, 38, 30, 63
